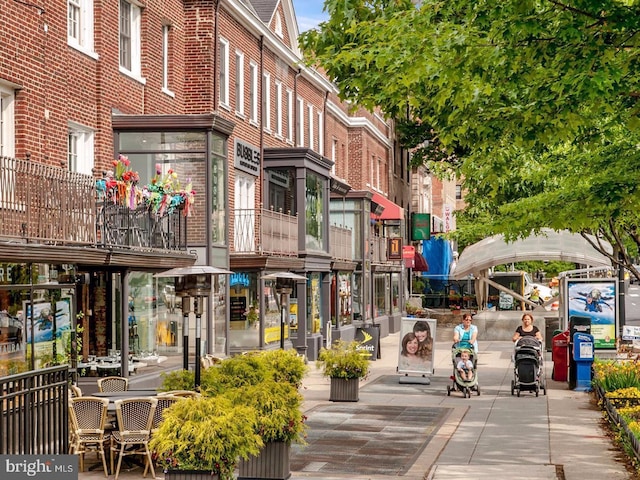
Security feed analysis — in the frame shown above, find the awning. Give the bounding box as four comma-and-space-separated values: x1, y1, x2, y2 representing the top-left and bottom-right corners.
414, 252, 429, 272
370, 193, 404, 221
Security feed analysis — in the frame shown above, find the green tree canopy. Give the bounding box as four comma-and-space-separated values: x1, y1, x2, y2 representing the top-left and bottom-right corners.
300, 0, 640, 270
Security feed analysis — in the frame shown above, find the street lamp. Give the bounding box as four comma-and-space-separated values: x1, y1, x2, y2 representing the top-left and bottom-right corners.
261, 272, 307, 350
155, 266, 232, 388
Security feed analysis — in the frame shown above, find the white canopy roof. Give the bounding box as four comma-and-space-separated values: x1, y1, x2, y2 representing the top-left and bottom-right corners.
451, 229, 612, 279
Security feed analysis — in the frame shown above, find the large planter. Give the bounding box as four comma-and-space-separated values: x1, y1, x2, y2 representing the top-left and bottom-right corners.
329, 377, 359, 402
164, 471, 218, 480
238, 441, 291, 480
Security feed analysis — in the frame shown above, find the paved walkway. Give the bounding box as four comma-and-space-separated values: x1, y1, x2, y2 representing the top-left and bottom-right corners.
78, 333, 632, 479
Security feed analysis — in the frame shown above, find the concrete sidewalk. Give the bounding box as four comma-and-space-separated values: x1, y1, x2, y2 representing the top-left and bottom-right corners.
78, 333, 632, 480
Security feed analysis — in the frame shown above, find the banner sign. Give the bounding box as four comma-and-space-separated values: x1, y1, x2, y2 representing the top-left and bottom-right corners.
398, 317, 436, 375
355, 325, 380, 361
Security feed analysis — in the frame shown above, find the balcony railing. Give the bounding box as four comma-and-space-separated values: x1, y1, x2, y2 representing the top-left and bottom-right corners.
330, 225, 353, 261
233, 208, 298, 257
0, 155, 96, 245
0, 155, 187, 251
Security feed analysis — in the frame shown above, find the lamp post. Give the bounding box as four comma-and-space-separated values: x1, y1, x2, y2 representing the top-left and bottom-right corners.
276, 286, 292, 350
181, 296, 190, 371
193, 295, 205, 387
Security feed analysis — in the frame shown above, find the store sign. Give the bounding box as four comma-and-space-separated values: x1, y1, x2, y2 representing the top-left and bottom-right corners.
234, 139, 260, 177
268, 169, 290, 188
411, 213, 431, 240
443, 205, 452, 233
388, 238, 402, 260
0, 455, 78, 479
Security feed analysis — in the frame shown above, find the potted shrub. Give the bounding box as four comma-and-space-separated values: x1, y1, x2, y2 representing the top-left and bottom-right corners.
257, 348, 308, 388
227, 380, 307, 480
149, 396, 262, 480
317, 340, 370, 402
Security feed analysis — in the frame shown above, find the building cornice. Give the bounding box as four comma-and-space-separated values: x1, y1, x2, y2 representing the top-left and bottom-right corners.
326, 101, 392, 148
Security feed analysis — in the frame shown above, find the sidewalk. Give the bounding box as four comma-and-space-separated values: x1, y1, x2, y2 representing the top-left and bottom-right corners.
78, 333, 633, 480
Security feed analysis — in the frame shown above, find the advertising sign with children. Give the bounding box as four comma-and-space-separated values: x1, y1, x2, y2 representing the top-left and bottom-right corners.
398, 317, 436, 375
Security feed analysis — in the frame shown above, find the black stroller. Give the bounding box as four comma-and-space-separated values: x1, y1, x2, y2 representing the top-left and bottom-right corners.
511, 336, 546, 397
447, 343, 480, 398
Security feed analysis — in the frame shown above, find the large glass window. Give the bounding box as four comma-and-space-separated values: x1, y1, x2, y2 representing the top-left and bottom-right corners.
374, 273, 389, 317
307, 273, 322, 334
305, 172, 325, 251
117, 130, 227, 247
391, 273, 401, 314
338, 272, 352, 325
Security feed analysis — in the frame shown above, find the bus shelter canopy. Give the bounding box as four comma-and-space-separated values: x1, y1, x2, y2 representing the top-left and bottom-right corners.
451, 229, 612, 280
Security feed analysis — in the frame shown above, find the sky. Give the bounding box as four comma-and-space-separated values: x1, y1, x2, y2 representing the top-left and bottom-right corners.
292, 0, 329, 32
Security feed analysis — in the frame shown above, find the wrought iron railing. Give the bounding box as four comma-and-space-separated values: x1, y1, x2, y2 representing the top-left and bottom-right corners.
233, 208, 299, 256
0, 155, 188, 251
96, 202, 188, 250
330, 225, 353, 261
0, 155, 96, 245
0, 366, 69, 454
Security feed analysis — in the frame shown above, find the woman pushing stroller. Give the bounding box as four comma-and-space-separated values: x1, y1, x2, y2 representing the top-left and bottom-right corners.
448, 313, 481, 397
511, 313, 546, 396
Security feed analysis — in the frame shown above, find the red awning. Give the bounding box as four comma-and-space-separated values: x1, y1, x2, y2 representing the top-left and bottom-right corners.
414, 252, 429, 272
370, 193, 404, 221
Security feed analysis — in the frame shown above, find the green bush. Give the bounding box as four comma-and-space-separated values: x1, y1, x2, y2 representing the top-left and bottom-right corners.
258, 349, 308, 387
159, 369, 195, 392
223, 380, 306, 444
317, 340, 370, 379
149, 396, 262, 479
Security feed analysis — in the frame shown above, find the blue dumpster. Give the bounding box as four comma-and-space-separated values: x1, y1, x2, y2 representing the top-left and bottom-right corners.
572, 332, 594, 391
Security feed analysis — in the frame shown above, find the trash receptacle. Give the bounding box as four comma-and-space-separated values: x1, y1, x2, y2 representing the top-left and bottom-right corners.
551, 330, 569, 382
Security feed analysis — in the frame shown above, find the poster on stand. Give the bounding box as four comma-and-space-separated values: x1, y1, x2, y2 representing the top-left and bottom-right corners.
398, 317, 436, 375
567, 279, 616, 349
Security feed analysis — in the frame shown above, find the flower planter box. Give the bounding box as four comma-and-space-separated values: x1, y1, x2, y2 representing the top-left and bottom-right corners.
238, 441, 291, 480
164, 471, 218, 480
329, 377, 359, 402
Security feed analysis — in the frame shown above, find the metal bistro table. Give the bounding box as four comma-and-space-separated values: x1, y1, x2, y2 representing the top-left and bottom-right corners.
92, 390, 160, 412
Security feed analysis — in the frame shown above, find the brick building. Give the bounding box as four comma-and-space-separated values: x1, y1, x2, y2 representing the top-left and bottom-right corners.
0, 0, 409, 369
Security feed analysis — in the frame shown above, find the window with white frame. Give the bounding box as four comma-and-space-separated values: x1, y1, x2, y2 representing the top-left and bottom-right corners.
286, 89, 293, 142
307, 105, 314, 151
296, 97, 304, 147
275, 81, 283, 137
219, 38, 229, 107
0, 85, 15, 158
262, 72, 271, 132
68, 123, 95, 175
119, 0, 142, 77
317, 111, 324, 155
234, 174, 256, 252
249, 62, 258, 123
68, 0, 94, 53
162, 24, 173, 93
235, 51, 244, 116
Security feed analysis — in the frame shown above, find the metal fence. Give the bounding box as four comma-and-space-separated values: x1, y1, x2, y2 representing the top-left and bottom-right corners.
0, 366, 69, 454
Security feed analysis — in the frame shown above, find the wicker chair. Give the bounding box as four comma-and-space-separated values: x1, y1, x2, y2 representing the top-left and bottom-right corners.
97, 376, 128, 392
142, 395, 184, 477
68, 397, 111, 477
110, 397, 157, 480
69, 384, 83, 397
157, 390, 200, 398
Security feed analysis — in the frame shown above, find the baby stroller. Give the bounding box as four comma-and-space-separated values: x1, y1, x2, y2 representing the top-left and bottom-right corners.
447, 343, 480, 398
511, 336, 546, 397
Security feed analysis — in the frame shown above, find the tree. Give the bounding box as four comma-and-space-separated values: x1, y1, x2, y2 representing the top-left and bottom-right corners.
300, 0, 640, 273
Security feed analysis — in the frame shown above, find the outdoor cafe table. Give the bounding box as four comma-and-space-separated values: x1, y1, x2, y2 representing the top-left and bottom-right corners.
92, 390, 159, 412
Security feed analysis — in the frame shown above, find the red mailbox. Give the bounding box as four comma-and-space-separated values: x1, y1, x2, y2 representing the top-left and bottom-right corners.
552, 330, 569, 382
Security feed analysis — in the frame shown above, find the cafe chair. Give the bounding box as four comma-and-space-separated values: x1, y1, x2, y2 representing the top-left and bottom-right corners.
157, 390, 200, 398
142, 395, 184, 477
68, 396, 111, 477
97, 376, 129, 393
69, 384, 83, 398
111, 397, 157, 480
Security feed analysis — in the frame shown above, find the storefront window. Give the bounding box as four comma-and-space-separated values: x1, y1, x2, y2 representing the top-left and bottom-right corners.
338, 272, 352, 325
307, 273, 322, 334
374, 273, 389, 317
305, 172, 325, 252
228, 272, 260, 348
353, 272, 363, 322
391, 273, 401, 314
